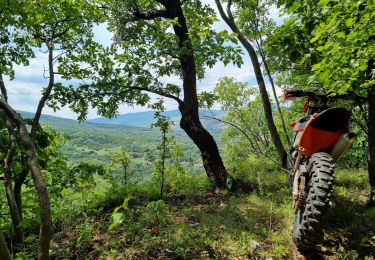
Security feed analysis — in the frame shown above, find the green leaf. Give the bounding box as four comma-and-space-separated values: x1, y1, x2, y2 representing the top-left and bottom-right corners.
310, 32, 321, 43
109, 212, 125, 230
345, 17, 355, 27
122, 196, 134, 209
358, 64, 367, 71
318, 0, 331, 7
335, 32, 346, 38
170, 16, 180, 26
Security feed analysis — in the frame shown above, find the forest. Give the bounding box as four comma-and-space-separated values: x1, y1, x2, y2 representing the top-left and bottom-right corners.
0, 0, 374, 259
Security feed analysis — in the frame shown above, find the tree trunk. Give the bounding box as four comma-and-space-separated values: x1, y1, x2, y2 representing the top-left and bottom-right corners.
23, 140, 52, 260
0, 100, 52, 260
0, 232, 11, 260
1, 75, 24, 243
3, 128, 24, 244
164, 0, 228, 188
257, 41, 291, 147
130, 0, 228, 188
160, 130, 166, 199
367, 87, 375, 205
3, 163, 24, 244
247, 43, 287, 167
215, 0, 287, 168
14, 166, 29, 219
180, 109, 227, 188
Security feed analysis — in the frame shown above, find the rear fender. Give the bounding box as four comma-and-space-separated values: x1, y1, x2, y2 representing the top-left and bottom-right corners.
298, 108, 351, 156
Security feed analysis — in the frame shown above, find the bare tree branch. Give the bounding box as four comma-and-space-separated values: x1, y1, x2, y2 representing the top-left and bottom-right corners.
31, 46, 54, 142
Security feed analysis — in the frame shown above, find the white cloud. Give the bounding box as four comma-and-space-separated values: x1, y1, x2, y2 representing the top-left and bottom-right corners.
10, 52, 49, 83
198, 52, 255, 93
6, 81, 43, 110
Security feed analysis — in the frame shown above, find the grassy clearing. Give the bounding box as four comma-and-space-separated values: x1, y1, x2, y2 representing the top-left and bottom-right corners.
49, 169, 374, 259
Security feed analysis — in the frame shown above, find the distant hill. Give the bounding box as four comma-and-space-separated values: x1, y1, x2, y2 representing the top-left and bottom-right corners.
89, 110, 179, 126
88, 109, 225, 128
16, 110, 227, 169
18, 109, 226, 137
88, 109, 226, 138
18, 111, 151, 134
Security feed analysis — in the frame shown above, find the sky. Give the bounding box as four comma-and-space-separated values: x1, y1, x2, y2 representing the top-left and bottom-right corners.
3, 1, 285, 120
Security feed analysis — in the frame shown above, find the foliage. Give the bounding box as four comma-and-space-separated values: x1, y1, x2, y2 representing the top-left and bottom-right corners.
108, 196, 134, 231
265, 12, 319, 90
75, 219, 94, 249
233, 0, 276, 40
163, 163, 210, 196
109, 0, 242, 79
267, 0, 374, 194
146, 200, 168, 226
308, 0, 375, 94
110, 149, 141, 185
214, 77, 278, 163
270, 0, 374, 95
53, 169, 373, 259
65, 162, 106, 190
150, 114, 174, 198
1, 2, 112, 256
0, 0, 34, 79
24, 110, 209, 176
50, 0, 243, 120
1, 0, 106, 81
0, 124, 70, 228
1, 0, 374, 258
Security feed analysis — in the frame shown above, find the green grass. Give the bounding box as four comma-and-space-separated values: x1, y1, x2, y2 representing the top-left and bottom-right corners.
47, 169, 374, 259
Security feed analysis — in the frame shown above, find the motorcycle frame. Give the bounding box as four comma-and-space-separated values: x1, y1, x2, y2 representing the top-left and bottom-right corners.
285, 92, 355, 210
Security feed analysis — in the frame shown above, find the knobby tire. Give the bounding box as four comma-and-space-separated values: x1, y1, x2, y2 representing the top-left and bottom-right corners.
292, 152, 334, 253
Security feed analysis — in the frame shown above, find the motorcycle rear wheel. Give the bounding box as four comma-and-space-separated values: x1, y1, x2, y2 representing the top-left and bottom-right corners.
292, 152, 334, 253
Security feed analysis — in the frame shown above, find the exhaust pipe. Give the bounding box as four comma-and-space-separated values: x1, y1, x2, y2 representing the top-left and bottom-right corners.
331, 132, 356, 162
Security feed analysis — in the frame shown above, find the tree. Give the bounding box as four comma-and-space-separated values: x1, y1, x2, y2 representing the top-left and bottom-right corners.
52, 0, 243, 188
0, 0, 105, 258
0, 122, 71, 249
0, 0, 33, 245
0, 118, 60, 244
213, 77, 276, 161
307, 0, 374, 205
151, 112, 174, 199
0, 231, 11, 260
233, 0, 291, 147
271, 0, 375, 204
215, 0, 288, 168
111, 150, 137, 185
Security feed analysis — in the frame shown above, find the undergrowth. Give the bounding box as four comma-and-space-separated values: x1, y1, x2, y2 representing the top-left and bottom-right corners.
47, 168, 374, 259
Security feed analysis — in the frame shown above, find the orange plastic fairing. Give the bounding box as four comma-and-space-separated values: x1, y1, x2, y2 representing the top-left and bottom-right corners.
294, 108, 351, 156
299, 124, 341, 156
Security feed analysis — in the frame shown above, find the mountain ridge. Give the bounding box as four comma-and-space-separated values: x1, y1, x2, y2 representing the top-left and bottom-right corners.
16, 109, 225, 138
88, 109, 225, 127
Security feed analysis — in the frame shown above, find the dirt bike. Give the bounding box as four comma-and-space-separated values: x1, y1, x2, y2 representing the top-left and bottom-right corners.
283, 89, 357, 253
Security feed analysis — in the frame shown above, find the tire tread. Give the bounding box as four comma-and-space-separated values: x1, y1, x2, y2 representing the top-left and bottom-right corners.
292, 152, 334, 253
